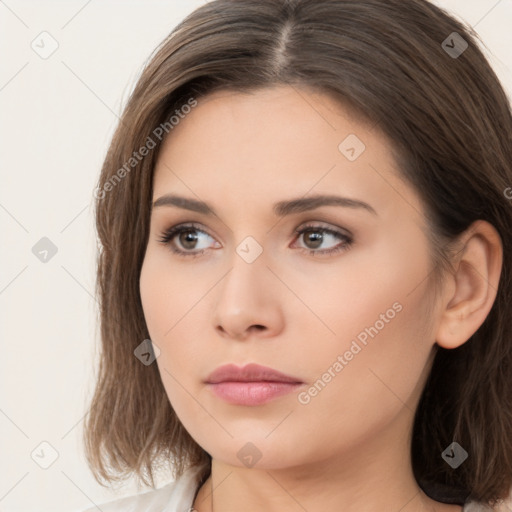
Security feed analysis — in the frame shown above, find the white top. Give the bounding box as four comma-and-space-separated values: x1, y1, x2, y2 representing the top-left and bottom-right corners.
78, 466, 505, 512
79, 465, 204, 512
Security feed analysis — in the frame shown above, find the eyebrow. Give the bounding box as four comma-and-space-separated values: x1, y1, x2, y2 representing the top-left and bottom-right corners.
152, 193, 377, 217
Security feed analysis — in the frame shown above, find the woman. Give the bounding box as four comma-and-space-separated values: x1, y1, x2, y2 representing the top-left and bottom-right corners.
81, 0, 512, 511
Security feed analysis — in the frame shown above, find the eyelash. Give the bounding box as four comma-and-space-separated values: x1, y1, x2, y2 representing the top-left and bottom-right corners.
157, 222, 353, 259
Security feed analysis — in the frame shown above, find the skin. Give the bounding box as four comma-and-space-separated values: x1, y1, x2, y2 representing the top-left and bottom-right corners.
139, 85, 503, 512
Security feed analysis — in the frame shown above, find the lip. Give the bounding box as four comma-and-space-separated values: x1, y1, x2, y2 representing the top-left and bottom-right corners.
205, 363, 302, 384
205, 363, 304, 406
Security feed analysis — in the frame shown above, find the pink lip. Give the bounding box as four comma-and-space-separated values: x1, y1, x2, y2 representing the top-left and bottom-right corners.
205, 363, 304, 406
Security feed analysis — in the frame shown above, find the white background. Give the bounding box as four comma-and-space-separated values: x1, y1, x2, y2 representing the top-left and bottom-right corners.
1, 1, 511, 511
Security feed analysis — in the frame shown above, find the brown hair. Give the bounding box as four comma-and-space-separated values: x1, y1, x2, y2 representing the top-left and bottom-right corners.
84, 0, 512, 506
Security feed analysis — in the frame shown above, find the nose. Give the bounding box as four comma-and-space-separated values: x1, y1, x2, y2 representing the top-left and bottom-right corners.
212, 248, 284, 341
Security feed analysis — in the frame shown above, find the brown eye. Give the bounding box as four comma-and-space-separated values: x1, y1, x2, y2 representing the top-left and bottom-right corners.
293, 224, 353, 256
157, 223, 219, 258
178, 229, 200, 250
302, 229, 324, 250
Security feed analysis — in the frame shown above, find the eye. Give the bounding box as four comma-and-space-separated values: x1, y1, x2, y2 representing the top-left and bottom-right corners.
292, 223, 353, 256
157, 222, 220, 258
157, 222, 353, 258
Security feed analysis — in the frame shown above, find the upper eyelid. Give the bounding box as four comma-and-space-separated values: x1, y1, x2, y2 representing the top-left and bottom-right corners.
295, 222, 352, 235
161, 220, 349, 235
160, 221, 352, 246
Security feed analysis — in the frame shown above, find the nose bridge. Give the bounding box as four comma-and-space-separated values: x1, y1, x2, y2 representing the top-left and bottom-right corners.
221, 236, 269, 307
213, 235, 282, 338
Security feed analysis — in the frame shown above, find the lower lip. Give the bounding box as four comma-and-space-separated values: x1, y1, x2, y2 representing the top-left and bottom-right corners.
206, 381, 302, 406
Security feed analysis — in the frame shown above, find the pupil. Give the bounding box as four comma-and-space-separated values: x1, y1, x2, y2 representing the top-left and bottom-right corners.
306, 230, 322, 249
181, 230, 198, 249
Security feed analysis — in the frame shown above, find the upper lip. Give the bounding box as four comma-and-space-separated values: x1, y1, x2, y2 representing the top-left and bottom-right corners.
205, 363, 303, 384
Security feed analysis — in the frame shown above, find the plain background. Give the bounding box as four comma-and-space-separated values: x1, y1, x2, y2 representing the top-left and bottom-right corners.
1, 1, 511, 511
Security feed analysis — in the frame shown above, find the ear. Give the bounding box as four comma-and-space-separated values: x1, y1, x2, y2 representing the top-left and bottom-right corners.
435, 220, 503, 349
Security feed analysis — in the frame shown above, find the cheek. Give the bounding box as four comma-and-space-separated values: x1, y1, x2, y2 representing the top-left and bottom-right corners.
284, 294, 434, 465
308, 262, 435, 432
139, 250, 212, 393
139, 248, 207, 339
296, 233, 435, 413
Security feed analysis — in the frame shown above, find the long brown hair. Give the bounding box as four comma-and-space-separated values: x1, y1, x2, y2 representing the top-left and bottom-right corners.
84, 0, 512, 506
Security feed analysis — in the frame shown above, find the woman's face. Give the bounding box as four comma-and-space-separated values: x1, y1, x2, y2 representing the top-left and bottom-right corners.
139, 85, 441, 471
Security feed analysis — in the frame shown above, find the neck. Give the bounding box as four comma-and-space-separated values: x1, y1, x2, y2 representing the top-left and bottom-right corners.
192, 406, 463, 512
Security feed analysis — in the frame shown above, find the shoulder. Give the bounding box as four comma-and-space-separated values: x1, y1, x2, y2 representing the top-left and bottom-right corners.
463, 501, 493, 511
463, 487, 512, 512
78, 465, 204, 512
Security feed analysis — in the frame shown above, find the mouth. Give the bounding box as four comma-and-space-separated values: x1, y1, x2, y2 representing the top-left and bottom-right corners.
204, 363, 304, 406
206, 381, 303, 406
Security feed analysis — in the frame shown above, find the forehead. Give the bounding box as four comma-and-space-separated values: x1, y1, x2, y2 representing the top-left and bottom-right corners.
152, 85, 420, 221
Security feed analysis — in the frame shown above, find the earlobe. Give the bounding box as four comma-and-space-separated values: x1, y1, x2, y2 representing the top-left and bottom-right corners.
435, 220, 503, 350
